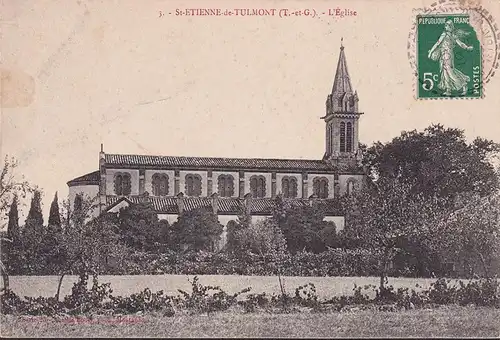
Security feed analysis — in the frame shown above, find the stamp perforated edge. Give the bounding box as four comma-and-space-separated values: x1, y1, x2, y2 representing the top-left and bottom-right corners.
407, 1, 499, 100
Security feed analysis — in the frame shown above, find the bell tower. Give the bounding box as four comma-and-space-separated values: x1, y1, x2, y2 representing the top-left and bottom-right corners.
322, 39, 363, 167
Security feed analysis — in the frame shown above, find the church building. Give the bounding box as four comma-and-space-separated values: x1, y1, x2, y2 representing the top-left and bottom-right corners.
67, 43, 366, 240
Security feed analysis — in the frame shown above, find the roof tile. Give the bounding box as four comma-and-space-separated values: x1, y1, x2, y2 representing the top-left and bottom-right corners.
104, 196, 343, 216
105, 154, 334, 171
67, 171, 100, 186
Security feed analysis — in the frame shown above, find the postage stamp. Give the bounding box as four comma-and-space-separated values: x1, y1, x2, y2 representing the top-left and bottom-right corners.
416, 14, 482, 98
407, 0, 500, 100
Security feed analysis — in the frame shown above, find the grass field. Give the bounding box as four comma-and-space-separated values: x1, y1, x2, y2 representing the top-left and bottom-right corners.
4, 275, 444, 300
2, 306, 499, 338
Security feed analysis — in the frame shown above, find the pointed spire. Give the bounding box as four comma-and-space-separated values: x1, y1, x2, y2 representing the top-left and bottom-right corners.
332, 40, 353, 96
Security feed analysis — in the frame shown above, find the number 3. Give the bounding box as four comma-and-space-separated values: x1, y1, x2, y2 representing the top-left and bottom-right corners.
422, 72, 438, 91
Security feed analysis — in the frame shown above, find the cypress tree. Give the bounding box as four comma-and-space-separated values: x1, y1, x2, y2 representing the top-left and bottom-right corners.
48, 192, 61, 230
73, 194, 84, 227
25, 190, 44, 233
7, 195, 20, 243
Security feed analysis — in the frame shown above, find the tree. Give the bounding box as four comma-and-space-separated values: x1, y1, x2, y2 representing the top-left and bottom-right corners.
7, 195, 20, 243
4, 195, 23, 275
225, 205, 252, 253
0, 156, 32, 229
21, 190, 45, 274
48, 192, 62, 231
170, 208, 223, 252
363, 124, 500, 203
0, 156, 32, 289
24, 190, 44, 234
439, 191, 500, 278
344, 177, 447, 291
236, 218, 287, 262
112, 202, 161, 251
318, 221, 338, 249
72, 194, 85, 229
272, 195, 331, 253
53, 196, 126, 300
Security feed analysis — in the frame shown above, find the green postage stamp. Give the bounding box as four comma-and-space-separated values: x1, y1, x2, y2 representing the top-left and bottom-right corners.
416, 14, 482, 99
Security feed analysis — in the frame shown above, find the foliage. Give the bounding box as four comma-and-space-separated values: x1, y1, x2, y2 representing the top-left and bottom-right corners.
235, 219, 287, 263
438, 192, 500, 278
1, 276, 499, 317
293, 283, 320, 308
174, 276, 251, 314
344, 177, 448, 289
119, 248, 382, 277
108, 288, 174, 315
7, 195, 20, 243
170, 208, 223, 252
363, 124, 500, 201
4, 196, 23, 275
23, 190, 44, 235
63, 272, 113, 315
110, 202, 162, 251
273, 195, 331, 253
238, 292, 270, 313
0, 156, 32, 229
225, 220, 246, 253
48, 192, 61, 230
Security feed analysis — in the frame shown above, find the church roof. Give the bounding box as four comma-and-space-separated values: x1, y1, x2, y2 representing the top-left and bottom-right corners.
104, 153, 335, 171
331, 42, 353, 96
67, 170, 100, 186
104, 196, 344, 216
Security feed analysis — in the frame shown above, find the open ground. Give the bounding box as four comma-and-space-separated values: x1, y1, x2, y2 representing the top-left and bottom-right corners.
2, 306, 499, 338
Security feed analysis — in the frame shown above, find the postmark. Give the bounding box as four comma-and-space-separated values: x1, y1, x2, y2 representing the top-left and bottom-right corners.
407, 0, 500, 99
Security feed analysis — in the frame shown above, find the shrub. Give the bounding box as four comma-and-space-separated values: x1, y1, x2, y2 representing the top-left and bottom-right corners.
239, 293, 270, 313
108, 288, 174, 315
23, 296, 63, 316
293, 283, 320, 308
174, 276, 251, 314
426, 278, 459, 305
0, 290, 26, 315
456, 278, 500, 307
63, 272, 113, 315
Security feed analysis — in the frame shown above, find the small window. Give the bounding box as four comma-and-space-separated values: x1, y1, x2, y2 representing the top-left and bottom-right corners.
281, 176, 298, 198
218, 175, 235, 197
152, 174, 169, 196
114, 173, 131, 196
313, 177, 329, 199
185, 174, 202, 197
346, 122, 353, 152
250, 175, 266, 198
340, 122, 346, 153
346, 179, 356, 196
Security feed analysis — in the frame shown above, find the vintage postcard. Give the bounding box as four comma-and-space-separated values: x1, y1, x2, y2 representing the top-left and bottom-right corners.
1, 0, 500, 338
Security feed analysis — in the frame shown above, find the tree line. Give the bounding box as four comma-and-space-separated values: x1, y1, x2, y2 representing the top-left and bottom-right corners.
1, 124, 499, 292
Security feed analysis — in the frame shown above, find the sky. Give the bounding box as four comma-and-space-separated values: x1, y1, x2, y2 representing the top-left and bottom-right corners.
2, 0, 500, 223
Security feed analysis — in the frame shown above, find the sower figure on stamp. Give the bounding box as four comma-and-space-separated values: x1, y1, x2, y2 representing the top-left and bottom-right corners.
428, 20, 474, 96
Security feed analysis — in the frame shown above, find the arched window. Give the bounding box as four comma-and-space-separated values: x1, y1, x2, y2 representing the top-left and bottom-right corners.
218, 175, 234, 197
346, 122, 353, 152
152, 173, 169, 196
281, 176, 298, 198
313, 177, 329, 199
114, 172, 131, 196
346, 179, 357, 196
340, 122, 346, 152
185, 174, 202, 197
327, 124, 332, 154
250, 175, 266, 198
